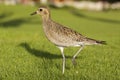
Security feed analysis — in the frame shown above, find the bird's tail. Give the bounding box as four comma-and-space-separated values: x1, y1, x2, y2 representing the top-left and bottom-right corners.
86, 38, 107, 45
96, 40, 107, 45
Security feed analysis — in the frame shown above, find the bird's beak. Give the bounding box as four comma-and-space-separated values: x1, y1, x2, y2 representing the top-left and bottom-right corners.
30, 11, 37, 16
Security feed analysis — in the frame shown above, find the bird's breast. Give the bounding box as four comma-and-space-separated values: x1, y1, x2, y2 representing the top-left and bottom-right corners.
43, 26, 81, 47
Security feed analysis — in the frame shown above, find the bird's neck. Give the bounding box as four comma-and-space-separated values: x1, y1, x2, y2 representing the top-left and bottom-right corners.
42, 15, 52, 25
42, 15, 53, 36
42, 14, 51, 22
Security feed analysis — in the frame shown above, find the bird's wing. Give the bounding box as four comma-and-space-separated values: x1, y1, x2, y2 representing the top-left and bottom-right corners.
52, 21, 86, 42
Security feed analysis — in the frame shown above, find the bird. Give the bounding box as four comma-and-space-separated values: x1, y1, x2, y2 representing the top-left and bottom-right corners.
30, 6, 106, 74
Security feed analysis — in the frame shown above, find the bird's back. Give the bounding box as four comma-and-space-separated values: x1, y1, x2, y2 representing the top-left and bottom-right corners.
43, 20, 103, 47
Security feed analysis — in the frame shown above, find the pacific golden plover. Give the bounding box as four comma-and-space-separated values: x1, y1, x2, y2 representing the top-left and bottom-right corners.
31, 6, 106, 74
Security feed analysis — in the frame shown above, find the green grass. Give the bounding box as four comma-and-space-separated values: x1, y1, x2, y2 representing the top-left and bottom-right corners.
0, 5, 120, 80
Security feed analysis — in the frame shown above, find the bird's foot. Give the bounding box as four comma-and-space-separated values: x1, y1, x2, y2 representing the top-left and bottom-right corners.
72, 58, 77, 65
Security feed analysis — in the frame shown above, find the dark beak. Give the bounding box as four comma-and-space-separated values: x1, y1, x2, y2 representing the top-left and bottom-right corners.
30, 11, 37, 16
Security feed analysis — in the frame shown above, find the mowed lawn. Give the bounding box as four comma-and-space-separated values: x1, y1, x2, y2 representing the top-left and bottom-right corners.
0, 5, 120, 80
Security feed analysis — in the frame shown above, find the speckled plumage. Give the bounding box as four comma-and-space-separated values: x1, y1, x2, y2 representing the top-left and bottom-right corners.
36, 7, 105, 47
31, 7, 106, 74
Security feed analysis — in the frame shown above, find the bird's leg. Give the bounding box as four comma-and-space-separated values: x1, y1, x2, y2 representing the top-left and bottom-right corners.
58, 47, 65, 74
72, 45, 84, 65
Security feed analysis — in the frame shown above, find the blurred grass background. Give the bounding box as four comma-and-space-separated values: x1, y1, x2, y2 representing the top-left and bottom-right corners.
0, 4, 120, 80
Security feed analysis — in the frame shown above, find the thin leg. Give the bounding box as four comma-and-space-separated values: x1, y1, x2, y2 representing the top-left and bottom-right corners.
72, 45, 84, 65
58, 47, 65, 74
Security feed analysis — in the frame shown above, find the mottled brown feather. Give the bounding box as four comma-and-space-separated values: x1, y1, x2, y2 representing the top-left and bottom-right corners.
37, 7, 106, 47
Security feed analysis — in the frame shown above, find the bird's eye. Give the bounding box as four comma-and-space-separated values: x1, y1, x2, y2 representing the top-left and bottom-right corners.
40, 9, 43, 11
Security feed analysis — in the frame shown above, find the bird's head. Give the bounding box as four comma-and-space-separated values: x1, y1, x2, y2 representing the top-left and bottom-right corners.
30, 6, 50, 17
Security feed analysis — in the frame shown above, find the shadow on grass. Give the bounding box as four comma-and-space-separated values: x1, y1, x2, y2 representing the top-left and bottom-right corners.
0, 18, 27, 27
71, 10, 120, 24
0, 12, 13, 19
0, 17, 41, 28
0, 12, 41, 28
19, 42, 71, 59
